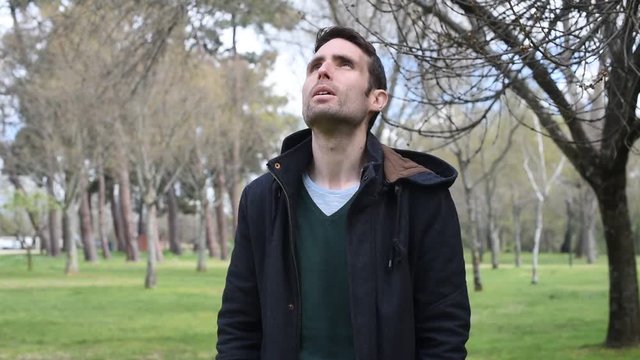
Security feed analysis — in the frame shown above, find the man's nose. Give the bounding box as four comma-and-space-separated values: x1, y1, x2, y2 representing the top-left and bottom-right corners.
317, 62, 331, 79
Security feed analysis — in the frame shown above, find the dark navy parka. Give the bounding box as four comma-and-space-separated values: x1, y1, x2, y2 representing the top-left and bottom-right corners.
216, 129, 470, 360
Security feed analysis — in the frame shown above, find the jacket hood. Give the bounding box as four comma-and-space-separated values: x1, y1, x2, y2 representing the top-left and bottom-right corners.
278, 129, 457, 188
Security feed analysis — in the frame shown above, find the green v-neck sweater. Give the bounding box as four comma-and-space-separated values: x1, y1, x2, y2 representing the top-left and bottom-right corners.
296, 187, 356, 360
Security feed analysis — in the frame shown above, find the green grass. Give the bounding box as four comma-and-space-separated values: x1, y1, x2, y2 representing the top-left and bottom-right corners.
0, 253, 223, 360
0, 252, 639, 359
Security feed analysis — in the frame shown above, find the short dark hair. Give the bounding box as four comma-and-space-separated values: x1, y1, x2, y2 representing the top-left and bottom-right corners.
314, 26, 387, 130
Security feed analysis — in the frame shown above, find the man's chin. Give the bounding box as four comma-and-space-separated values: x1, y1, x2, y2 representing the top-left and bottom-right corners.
304, 113, 365, 132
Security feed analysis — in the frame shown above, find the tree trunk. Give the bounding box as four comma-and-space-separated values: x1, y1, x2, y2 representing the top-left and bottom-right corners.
489, 220, 500, 269
204, 199, 218, 258
155, 232, 164, 262
561, 198, 575, 267
167, 184, 182, 255
47, 176, 60, 257
462, 186, 482, 291
137, 200, 145, 238
97, 166, 111, 259
30, 214, 49, 256
147, 204, 163, 263
531, 199, 543, 285
79, 189, 97, 262
594, 171, 640, 347
561, 199, 574, 253
144, 200, 158, 288
214, 172, 228, 260
109, 184, 126, 252
581, 189, 598, 264
513, 204, 522, 268
118, 166, 139, 261
48, 206, 59, 256
227, 175, 241, 230
62, 206, 69, 253
585, 215, 597, 263
196, 201, 207, 272
26, 244, 32, 271
477, 219, 485, 263
63, 208, 78, 274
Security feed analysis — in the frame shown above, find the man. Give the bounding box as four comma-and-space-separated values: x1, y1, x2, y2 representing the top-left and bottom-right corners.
216, 26, 470, 360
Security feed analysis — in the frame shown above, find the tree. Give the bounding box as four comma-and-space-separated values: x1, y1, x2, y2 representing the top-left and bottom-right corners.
119, 45, 196, 288
0, 189, 53, 271
523, 119, 566, 284
347, 0, 640, 346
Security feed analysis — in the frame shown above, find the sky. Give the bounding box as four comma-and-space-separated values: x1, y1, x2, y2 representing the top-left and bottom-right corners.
221, 26, 307, 118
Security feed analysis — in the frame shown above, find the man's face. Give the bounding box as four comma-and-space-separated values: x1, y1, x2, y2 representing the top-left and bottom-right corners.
302, 38, 377, 130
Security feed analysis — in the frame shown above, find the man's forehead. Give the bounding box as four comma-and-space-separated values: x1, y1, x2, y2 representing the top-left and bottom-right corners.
311, 38, 366, 61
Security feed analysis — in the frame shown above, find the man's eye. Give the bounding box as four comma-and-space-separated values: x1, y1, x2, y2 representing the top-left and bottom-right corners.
308, 63, 321, 73
340, 61, 353, 68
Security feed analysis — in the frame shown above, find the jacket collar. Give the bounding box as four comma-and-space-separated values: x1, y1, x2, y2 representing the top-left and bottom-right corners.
267, 129, 384, 198
266, 128, 457, 196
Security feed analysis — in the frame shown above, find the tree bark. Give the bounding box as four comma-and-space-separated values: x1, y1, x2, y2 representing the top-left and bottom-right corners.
79, 188, 97, 262
63, 208, 78, 274
155, 231, 164, 263
485, 176, 500, 270
25, 240, 32, 271
109, 184, 126, 252
62, 206, 69, 253
465, 190, 482, 291
204, 198, 218, 258
594, 171, 640, 347
144, 200, 158, 288
147, 204, 163, 262
47, 176, 60, 257
489, 221, 500, 270
137, 200, 145, 238
214, 172, 228, 260
531, 199, 543, 285
585, 199, 597, 264
227, 174, 241, 230
48, 206, 58, 256
561, 198, 574, 267
196, 201, 207, 272
513, 207, 522, 268
118, 166, 139, 261
97, 165, 111, 259
580, 189, 598, 264
167, 184, 182, 255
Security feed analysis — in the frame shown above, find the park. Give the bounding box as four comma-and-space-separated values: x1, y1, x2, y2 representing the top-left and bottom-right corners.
2, 0, 640, 359
1, 252, 639, 359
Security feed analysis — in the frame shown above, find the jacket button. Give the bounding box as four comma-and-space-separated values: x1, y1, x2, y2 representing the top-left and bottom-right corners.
274, 162, 281, 169
287, 304, 294, 311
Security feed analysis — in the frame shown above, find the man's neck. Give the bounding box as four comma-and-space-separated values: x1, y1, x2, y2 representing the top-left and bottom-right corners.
308, 125, 367, 190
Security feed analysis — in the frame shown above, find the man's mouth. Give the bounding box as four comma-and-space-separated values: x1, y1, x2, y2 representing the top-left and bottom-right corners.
313, 86, 335, 97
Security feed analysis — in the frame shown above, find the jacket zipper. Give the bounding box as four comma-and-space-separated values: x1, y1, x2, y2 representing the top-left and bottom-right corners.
268, 168, 302, 355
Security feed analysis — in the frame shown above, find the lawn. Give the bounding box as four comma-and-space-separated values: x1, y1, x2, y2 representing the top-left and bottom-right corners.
0, 252, 639, 359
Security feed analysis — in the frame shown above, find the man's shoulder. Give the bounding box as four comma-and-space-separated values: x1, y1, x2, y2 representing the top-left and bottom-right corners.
243, 172, 275, 198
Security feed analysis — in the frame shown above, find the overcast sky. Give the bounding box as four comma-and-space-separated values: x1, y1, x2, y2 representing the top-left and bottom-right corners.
221, 26, 307, 118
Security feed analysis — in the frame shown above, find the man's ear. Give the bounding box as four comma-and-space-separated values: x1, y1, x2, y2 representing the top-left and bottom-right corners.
369, 89, 389, 112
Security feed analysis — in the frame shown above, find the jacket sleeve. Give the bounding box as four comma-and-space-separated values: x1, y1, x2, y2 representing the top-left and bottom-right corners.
216, 188, 262, 359
413, 189, 470, 359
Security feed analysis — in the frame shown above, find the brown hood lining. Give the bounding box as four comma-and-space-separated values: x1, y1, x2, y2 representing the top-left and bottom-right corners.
381, 144, 432, 183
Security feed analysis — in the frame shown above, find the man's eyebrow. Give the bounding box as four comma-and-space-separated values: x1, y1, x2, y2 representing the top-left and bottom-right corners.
307, 55, 325, 70
306, 54, 357, 71
333, 54, 355, 64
